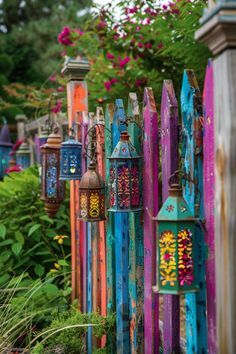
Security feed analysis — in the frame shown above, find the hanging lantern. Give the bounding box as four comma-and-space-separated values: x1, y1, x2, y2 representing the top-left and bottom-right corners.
40, 126, 65, 217
108, 131, 142, 212
16, 141, 31, 170
0, 122, 13, 179
60, 133, 82, 180
78, 162, 105, 221
153, 183, 199, 294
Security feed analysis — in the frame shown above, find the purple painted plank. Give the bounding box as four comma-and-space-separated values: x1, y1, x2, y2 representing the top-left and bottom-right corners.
161, 80, 180, 353
143, 88, 159, 353
203, 60, 216, 354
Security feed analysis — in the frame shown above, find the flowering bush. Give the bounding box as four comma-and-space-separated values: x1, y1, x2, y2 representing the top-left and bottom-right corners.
57, 0, 210, 109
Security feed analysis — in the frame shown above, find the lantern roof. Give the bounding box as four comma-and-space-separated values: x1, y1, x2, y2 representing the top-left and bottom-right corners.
109, 131, 140, 159
80, 163, 105, 190
61, 135, 82, 147
16, 141, 30, 155
154, 184, 195, 221
42, 126, 62, 149
0, 122, 13, 147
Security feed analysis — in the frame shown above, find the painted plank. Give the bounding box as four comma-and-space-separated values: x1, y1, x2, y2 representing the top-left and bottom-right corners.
66, 80, 88, 308
161, 80, 180, 353
181, 69, 207, 354
203, 60, 216, 354
127, 93, 144, 354
143, 88, 159, 353
105, 103, 116, 352
214, 50, 236, 354
113, 99, 130, 354
96, 107, 107, 348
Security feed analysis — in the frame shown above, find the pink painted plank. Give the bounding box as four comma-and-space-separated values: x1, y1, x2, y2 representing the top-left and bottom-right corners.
203, 60, 216, 354
143, 88, 159, 353
161, 80, 180, 353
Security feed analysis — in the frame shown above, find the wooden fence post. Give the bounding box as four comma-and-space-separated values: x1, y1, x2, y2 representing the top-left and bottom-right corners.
202, 60, 216, 354
181, 70, 207, 354
113, 99, 130, 354
196, 3, 236, 351
127, 93, 144, 353
161, 80, 180, 353
62, 59, 89, 308
143, 88, 159, 353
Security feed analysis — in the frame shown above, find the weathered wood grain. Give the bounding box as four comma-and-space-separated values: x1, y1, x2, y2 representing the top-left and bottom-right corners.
181, 70, 207, 354
127, 93, 144, 354
143, 88, 159, 353
161, 80, 180, 354
214, 50, 236, 354
203, 59, 216, 354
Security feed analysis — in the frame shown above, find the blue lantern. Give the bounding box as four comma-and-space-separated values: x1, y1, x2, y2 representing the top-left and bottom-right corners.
0, 122, 13, 179
60, 133, 82, 180
16, 141, 31, 170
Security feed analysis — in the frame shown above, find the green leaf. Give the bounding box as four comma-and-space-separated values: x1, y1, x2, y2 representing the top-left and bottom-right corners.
0, 239, 13, 247
34, 264, 45, 277
15, 230, 25, 245
11, 242, 23, 256
42, 283, 60, 296
0, 224, 6, 240
40, 215, 54, 224
0, 273, 11, 286
28, 223, 41, 237
58, 259, 69, 266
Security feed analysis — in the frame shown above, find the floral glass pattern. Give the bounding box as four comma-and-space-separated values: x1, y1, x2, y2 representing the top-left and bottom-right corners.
178, 229, 194, 286
159, 231, 177, 286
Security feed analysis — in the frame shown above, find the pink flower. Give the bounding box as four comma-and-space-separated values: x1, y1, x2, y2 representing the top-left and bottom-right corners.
5, 165, 22, 174
114, 33, 120, 40
145, 42, 152, 49
52, 100, 62, 114
107, 52, 115, 60
171, 8, 180, 14
135, 78, 147, 87
110, 78, 118, 84
137, 42, 143, 48
157, 42, 164, 49
162, 5, 168, 10
104, 81, 112, 91
12, 139, 23, 152
74, 28, 84, 36
118, 56, 130, 68
58, 26, 72, 46
57, 86, 65, 92
97, 20, 107, 30
49, 74, 56, 82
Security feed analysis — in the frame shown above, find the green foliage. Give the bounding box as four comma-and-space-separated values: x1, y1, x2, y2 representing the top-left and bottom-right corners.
0, 166, 71, 284
31, 305, 115, 354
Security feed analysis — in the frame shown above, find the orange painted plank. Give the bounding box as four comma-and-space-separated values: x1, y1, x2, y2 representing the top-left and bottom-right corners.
66, 81, 88, 309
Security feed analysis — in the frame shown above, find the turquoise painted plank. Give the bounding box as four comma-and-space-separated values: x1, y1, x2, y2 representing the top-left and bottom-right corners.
127, 93, 144, 353
181, 69, 207, 354
113, 99, 130, 354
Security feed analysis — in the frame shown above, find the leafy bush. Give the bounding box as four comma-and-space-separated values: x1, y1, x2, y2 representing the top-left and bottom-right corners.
31, 305, 115, 354
0, 166, 71, 285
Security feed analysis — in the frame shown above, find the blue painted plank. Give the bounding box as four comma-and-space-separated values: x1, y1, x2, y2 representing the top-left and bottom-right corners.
181, 69, 207, 354
112, 99, 130, 354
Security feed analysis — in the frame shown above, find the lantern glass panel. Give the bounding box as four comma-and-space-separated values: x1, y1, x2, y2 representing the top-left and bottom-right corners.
60, 138, 82, 180
16, 154, 30, 170
0, 146, 11, 178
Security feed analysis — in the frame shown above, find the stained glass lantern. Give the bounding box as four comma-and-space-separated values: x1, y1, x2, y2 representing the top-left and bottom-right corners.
108, 131, 142, 212
60, 133, 82, 180
40, 126, 65, 217
0, 122, 13, 179
16, 141, 31, 170
78, 162, 105, 222
153, 183, 199, 294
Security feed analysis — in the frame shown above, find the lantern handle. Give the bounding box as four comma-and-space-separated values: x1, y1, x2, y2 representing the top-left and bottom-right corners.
168, 169, 202, 216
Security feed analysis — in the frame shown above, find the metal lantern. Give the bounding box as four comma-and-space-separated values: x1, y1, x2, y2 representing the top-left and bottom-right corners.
16, 141, 31, 170
40, 126, 65, 217
60, 134, 82, 180
153, 183, 199, 294
0, 122, 13, 179
108, 131, 142, 212
78, 162, 105, 221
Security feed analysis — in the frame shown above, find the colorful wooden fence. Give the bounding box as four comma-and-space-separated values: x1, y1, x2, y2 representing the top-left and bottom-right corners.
61, 58, 217, 353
